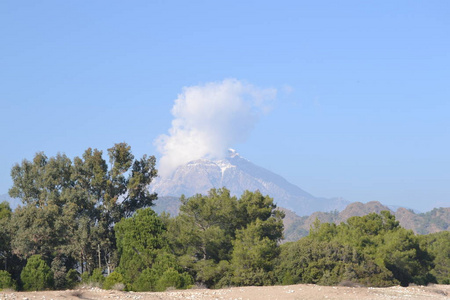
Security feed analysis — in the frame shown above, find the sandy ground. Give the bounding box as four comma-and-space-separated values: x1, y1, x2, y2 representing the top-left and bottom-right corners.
1, 284, 449, 300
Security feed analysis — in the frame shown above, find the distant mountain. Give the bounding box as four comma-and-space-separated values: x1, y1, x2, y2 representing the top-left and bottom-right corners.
282, 201, 450, 242
153, 197, 449, 242
395, 207, 450, 235
151, 149, 348, 216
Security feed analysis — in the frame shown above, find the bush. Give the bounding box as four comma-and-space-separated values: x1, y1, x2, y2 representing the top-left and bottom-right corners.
0, 270, 16, 290
65, 269, 79, 289
80, 271, 90, 283
133, 268, 158, 291
103, 272, 124, 290
155, 268, 193, 291
90, 268, 105, 285
20, 255, 53, 291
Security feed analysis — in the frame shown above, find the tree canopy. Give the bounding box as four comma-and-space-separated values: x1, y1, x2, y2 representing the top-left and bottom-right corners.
5, 143, 157, 289
276, 211, 437, 287
1, 144, 448, 291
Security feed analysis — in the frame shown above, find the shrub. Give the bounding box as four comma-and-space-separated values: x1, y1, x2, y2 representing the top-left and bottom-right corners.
90, 268, 105, 285
0, 270, 16, 290
155, 268, 193, 291
65, 269, 79, 289
20, 255, 53, 291
133, 268, 158, 291
103, 272, 124, 290
80, 271, 90, 283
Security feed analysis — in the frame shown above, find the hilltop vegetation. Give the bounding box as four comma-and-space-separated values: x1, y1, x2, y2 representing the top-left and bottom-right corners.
0, 145, 449, 291
282, 202, 450, 242
153, 197, 449, 242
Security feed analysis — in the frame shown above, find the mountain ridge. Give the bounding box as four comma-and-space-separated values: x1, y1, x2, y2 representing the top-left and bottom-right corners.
281, 201, 450, 242
151, 150, 348, 215
152, 197, 449, 242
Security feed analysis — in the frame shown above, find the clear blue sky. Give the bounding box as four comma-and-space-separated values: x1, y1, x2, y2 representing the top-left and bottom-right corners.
1, 1, 449, 211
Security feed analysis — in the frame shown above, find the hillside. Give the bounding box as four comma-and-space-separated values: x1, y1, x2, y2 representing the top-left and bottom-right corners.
282, 201, 450, 242
395, 207, 450, 234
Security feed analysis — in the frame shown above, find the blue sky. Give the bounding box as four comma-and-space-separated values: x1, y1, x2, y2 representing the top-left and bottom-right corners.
1, 1, 449, 211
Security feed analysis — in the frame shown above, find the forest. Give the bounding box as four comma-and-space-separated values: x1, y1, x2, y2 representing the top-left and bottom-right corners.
0, 144, 448, 291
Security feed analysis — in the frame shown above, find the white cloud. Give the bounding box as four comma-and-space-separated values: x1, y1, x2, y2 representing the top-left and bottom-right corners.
155, 79, 276, 177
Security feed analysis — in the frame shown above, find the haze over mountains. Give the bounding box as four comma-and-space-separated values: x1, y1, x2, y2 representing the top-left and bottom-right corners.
151, 149, 348, 216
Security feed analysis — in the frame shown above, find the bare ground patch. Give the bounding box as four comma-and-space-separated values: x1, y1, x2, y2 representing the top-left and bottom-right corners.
1, 284, 449, 300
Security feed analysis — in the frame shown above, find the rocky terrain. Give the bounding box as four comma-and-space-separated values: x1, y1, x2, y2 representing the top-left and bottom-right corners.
1, 284, 449, 300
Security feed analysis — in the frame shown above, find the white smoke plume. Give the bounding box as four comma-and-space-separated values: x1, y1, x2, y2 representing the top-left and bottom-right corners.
155, 79, 276, 177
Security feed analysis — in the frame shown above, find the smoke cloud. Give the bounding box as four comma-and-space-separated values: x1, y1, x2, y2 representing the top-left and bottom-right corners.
155, 79, 276, 177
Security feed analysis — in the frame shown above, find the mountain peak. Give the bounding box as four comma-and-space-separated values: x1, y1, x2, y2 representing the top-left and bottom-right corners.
228, 148, 239, 158
151, 150, 348, 215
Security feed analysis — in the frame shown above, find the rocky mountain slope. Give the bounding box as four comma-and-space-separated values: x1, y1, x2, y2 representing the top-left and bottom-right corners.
282, 201, 450, 242
151, 149, 348, 215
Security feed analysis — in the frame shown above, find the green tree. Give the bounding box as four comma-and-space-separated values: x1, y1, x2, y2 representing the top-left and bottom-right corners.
376, 228, 434, 286
421, 231, 450, 284
0, 270, 16, 290
115, 208, 167, 283
8, 143, 158, 275
230, 219, 280, 286
20, 255, 53, 291
65, 269, 79, 289
155, 268, 193, 291
166, 189, 284, 288
10, 205, 60, 260
177, 188, 239, 261
275, 237, 397, 287
115, 208, 192, 291
299, 211, 434, 287
0, 202, 12, 270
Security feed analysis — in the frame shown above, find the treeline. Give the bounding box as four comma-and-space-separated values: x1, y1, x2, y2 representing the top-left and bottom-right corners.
282, 201, 450, 242
278, 213, 449, 287
0, 145, 449, 291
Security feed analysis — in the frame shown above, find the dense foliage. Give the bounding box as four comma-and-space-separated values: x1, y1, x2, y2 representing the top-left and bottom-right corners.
2, 144, 157, 290
276, 212, 438, 287
0, 145, 448, 291
20, 255, 53, 291
164, 188, 284, 288
114, 207, 192, 291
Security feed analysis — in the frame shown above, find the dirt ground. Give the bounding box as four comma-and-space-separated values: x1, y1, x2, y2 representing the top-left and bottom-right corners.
1, 284, 449, 300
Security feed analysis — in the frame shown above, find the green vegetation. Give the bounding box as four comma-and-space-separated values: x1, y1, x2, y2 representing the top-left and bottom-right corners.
114, 207, 192, 291
276, 212, 437, 287
103, 271, 124, 290
20, 255, 53, 291
0, 145, 448, 291
164, 188, 284, 288
282, 202, 450, 242
0, 270, 16, 290
420, 231, 450, 284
